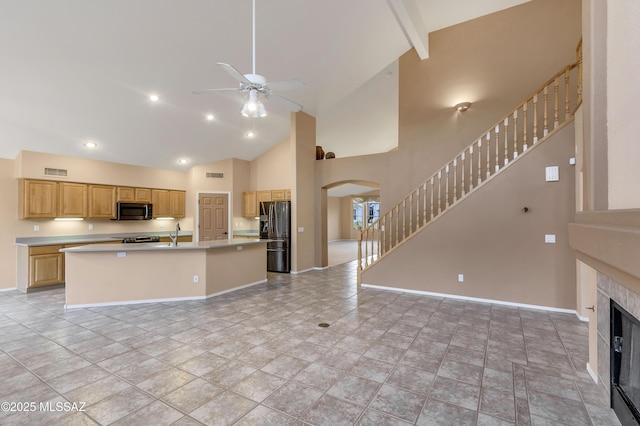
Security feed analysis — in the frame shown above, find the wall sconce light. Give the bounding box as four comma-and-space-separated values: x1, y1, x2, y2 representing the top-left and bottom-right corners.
455, 102, 471, 112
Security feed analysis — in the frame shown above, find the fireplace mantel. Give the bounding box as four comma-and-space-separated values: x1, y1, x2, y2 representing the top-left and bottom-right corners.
569, 209, 640, 295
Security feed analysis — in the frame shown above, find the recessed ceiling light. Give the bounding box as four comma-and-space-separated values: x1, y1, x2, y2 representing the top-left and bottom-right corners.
177, 158, 190, 165
84, 141, 98, 148
149, 94, 159, 102
246, 131, 255, 138
206, 114, 214, 121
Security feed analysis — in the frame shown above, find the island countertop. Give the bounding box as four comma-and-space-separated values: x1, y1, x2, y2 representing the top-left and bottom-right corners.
61, 238, 264, 253
63, 238, 268, 308
15, 231, 194, 247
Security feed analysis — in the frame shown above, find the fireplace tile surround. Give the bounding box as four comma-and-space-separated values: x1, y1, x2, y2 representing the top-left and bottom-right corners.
597, 272, 640, 402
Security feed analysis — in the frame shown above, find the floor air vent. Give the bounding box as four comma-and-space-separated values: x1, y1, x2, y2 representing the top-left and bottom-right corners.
206, 172, 224, 179
44, 167, 68, 177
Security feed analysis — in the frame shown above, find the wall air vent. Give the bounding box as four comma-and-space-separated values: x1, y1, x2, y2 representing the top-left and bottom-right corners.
206, 172, 224, 179
44, 167, 68, 177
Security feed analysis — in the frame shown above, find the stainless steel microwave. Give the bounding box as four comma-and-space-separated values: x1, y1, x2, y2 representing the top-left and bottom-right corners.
115, 202, 153, 220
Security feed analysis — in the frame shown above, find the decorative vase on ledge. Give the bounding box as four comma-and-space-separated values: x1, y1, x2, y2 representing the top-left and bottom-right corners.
316, 146, 325, 160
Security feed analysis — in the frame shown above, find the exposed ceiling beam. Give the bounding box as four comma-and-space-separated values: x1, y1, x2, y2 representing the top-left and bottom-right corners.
387, 0, 429, 59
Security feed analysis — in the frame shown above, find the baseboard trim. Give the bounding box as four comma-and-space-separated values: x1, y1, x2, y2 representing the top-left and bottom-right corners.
65, 279, 268, 309
360, 283, 577, 315
0, 287, 17, 293
586, 362, 599, 384
576, 313, 589, 322
291, 267, 315, 274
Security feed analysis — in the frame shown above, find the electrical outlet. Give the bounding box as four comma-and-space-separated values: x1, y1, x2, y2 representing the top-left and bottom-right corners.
458, 274, 464, 282
33, 225, 39, 232
236, 246, 243, 251
545, 234, 556, 244
88, 224, 94, 230
117, 252, 126, 257
193, 275, 199, 283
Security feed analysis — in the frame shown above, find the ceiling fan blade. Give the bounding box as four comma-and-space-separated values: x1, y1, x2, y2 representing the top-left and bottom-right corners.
267, 93, 303, 112
217, 62, 252, 85
191, 88, 240, 94
267, 79, 305, 91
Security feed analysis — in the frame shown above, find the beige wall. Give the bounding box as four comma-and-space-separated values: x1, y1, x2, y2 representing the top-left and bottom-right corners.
607, 0, 640, 209
1, 158, 18, 290
327, 197, 341, 241
291, 112, 316, 273
363, 124, 577, 309
249, 139, 292, 191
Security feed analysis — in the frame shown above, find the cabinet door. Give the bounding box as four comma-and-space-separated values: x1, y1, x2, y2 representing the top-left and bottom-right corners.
117, 187, 135, 202
59, 182, 88, 218
20, 179, 58, 219
152, 189, 170, 217
135, 188, 152, 203
88, 185, 116, 218
242, 192, 257, 217
29, 245, 64, 288
285, 189, 292, 200
256, 190, 272, 203
170, 191, 185, 218
271, 189, 286, 200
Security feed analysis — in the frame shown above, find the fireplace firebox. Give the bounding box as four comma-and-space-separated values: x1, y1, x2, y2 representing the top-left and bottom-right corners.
611, 300, 640, 425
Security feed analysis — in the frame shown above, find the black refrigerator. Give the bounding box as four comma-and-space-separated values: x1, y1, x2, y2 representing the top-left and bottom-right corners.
260, 201, 291, 273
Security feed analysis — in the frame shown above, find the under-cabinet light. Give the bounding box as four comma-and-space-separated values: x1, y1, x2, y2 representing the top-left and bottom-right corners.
54, 218, 84, 221
155, 217, 174, 220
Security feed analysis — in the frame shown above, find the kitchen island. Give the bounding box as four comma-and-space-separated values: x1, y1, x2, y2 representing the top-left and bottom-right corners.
61, 239, 267, 308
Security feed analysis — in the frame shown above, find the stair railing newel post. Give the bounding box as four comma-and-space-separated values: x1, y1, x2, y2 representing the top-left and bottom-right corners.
503, 118, 509, 166
477, 140, 482, 186
357, 228, 363, 282
453, 158, 457, 203
486, 133, 491, 178
461, 151, 466, 197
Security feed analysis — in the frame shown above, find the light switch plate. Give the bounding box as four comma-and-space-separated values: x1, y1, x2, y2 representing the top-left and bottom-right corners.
545, 166, 559, 181
569, 157, 576, 165
545, 234, 556, 244
298, 227, 304, 233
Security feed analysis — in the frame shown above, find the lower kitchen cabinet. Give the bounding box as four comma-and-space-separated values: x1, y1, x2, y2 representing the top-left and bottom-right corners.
28, 245, 64, 288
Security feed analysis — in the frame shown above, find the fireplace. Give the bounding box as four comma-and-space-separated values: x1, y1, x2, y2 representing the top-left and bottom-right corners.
611, 299, 640, 425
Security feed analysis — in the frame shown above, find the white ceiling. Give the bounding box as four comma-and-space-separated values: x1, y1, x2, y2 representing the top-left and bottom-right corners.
0, 0, 529, 172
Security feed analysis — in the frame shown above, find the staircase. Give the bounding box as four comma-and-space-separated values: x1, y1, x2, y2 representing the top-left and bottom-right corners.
357, 54, 582, 283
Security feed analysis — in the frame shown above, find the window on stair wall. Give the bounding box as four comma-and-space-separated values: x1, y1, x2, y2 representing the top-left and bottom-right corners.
352, 197, 380, 229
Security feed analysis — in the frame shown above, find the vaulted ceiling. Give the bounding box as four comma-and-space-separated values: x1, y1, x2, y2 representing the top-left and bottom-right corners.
0, 0, 529, 171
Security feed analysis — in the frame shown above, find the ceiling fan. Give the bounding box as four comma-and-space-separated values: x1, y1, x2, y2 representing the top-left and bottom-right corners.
191, 0, 304, 118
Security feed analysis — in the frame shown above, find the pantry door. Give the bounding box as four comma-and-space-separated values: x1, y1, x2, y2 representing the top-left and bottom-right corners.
198, 193, 229, 241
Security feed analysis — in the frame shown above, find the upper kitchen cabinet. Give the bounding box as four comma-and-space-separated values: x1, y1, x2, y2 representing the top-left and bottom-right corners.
243, 192, 257, 217
117, 187, 152, 203
170, 190, 186, 218
271, 189, 286, 200
88, 185, 116, 218
59, 182, 88, 218
152, 189, 170, 217
19, 179, 58, 219
256, 190, 272, 204
285, 189, 292, 200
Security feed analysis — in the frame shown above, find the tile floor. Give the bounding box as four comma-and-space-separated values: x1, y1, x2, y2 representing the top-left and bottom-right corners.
0, 261, 621, 425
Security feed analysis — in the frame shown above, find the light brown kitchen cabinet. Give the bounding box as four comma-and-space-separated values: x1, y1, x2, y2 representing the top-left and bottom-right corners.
19, 179, 58, 219
59, 182, 88, 218
256, 190, 272, 204
285, 189, 292, 200
29, 245, 64, 288
117, 187, 153, 203
152, 189, 170, 217
89, 185, 116, 218
271, 189, 286, 200
170, 190, 185, 218
242, 192, 257, 217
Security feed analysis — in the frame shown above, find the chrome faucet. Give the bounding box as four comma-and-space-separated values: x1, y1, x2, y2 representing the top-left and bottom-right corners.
169, 222, 180, 246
